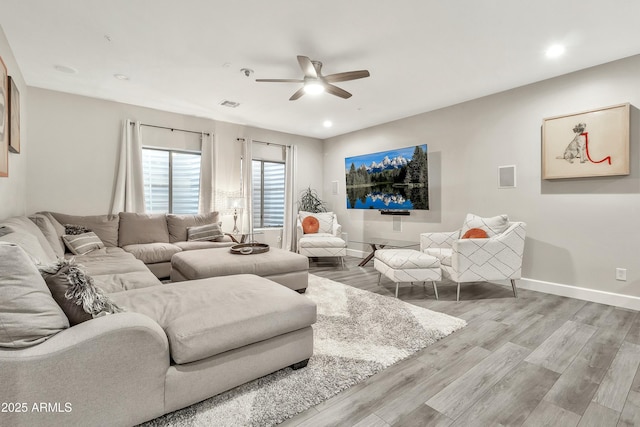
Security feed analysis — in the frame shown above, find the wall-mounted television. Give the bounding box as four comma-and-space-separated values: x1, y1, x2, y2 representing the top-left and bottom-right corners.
345, 144, 429, 210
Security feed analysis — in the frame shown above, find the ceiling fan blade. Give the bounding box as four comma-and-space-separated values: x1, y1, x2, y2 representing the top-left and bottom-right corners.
297, 55, 317, 78
256, 78, 304, 83
324, 70, 370, 83
325, 83, 352, 99
289, 87, 306, 101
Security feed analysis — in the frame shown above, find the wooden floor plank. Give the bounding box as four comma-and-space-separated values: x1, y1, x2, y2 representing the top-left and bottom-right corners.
425, 342, 530, 419
577, 402, 620, 427
450, 361, 559, 427
572, 301, 615, 326
593, 341, 640, 412
375, 346, 491, 424
522, 400, 581, 427
624, 312, 640, 345
524, 320, 597, 373
352, 413, 390, 427
618, 390, 640, 427
510, 315, 568, 350
390, 404, 453, 427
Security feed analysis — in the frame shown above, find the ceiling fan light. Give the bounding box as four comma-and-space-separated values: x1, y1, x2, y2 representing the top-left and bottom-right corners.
304, 82, 324, 95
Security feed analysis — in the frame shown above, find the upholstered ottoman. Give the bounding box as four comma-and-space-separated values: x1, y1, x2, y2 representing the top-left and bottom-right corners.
374, 249, 441, 298
171, 247, 309, 292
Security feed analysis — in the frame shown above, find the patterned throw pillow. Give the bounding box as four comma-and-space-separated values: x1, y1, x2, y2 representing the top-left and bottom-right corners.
187, 223, 224, 242
39, 259, 124, 326
460, 213, 509, 238
299, 211, 334, 234
62, 232, 105, 255
63, 224, 92, 235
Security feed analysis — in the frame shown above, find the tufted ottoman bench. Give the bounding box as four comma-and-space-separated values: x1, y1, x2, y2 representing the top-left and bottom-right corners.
171, 247, 309, 292
374, 249, 441, 298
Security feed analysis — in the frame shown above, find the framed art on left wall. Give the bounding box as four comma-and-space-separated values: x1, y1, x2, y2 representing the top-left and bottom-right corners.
0, 55, 8, 177
8, 76, 19, 154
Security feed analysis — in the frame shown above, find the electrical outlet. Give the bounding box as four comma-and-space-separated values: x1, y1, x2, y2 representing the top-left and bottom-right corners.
616, 268, 627, 281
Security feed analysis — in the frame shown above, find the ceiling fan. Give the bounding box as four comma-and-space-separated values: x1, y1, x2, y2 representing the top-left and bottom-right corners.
256, 55, 370, 101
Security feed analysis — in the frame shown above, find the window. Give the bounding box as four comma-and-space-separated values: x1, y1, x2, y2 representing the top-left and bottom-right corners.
252, 160, 285, 228
142, 148, 201, 214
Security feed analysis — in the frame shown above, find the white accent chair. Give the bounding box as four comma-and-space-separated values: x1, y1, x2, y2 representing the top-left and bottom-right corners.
296, 212, 347, 267
420, 214, 526, 301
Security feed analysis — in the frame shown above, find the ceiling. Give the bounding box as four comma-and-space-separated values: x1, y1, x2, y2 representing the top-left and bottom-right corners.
2, 1, 640, 139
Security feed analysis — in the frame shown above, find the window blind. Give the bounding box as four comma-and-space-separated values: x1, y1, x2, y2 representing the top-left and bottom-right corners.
252, 160, 285, 228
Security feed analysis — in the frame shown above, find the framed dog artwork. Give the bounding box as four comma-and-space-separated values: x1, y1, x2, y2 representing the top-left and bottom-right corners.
542, 103, 630, 179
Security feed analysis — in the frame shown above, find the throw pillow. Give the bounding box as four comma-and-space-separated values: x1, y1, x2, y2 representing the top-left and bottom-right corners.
299, 211, 334, 234
166, 211, 220, 242
187, 223, 224, 241
461, 228, 488, 239
0, 243, 69, 348
301, 216, 320, 234
62, 232, 105, 255
39, 259, 124, 326
460, 213, 509, 238
64, 223, 92, 235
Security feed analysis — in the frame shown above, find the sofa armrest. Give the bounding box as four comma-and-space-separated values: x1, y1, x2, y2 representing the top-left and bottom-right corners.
420, 230, 460, 251
332, 215, 342, 237
0, 312, 169, 427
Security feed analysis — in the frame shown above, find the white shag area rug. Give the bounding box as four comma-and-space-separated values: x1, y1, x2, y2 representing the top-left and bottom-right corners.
141, 274, 466, 427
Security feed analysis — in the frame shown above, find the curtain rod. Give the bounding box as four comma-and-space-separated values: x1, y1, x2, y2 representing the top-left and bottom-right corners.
131, 122, 210, 137
236, 137, 289, 148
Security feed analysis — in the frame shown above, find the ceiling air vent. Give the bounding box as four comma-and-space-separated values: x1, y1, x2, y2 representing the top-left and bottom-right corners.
220, 100, 240, 108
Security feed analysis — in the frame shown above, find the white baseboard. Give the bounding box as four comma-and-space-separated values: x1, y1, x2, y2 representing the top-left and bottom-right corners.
519, 278, 640, 311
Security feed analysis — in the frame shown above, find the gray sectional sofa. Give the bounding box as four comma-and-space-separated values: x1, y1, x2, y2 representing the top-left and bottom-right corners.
0, 213, 316, 427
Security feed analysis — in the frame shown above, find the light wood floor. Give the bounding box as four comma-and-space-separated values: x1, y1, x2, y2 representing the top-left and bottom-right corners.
283, 256, 640, 427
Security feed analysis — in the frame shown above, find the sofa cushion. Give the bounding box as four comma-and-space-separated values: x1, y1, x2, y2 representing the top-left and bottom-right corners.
299, 211, 333, 234
109, 274, 317, 364
166, 211, 220, 243
0, 243, 69, 348
461, 213, 509, 238
49, 212, 120, 247
118, 212, 170, 246
186, 223, 224, 241
121, 242, 182, 264
425, 248, 453, 267
0, 215, 58, 262
62, 232, 105, 255
29, 214, 65, 258
0, 231, 56, 265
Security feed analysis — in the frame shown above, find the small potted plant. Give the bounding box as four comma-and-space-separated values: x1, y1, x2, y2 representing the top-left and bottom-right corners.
298, 187, 327, 213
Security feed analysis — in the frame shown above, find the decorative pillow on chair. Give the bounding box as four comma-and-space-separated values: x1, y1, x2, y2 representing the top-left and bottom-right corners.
187, 223, 224, 241
39, 259, 124, 326
301, 216, 320, 234
461, 213, 509, 238
461, 228, 488, 239
299, 211, 334, 234
62, 232, 105, 255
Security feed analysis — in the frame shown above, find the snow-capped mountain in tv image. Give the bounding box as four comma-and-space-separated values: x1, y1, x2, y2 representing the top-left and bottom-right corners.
367, 154, 408, 173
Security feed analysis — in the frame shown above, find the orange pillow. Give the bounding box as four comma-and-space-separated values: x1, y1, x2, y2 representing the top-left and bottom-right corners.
461, 228, 488, 239
301, 216, 320, 234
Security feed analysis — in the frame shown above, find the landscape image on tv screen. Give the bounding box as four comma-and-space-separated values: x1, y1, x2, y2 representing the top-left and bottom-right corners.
345, 144, 428, 210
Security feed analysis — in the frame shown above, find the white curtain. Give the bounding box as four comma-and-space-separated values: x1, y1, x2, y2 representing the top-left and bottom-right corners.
111, 119, 145, 214
198, 132, 216, 214
241, 138, 253, 236
282, 145, 297, 251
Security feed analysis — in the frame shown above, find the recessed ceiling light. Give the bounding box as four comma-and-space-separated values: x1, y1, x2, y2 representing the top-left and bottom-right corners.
54, 64, 78, 74
114, 74, 130, 81
545, 44, 565, 58
323, 120, 333, 128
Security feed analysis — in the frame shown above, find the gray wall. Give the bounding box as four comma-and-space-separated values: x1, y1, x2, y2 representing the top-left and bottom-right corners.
0, 26, 27, 218
26, 88, 323, 226
324, 55, 640, 298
